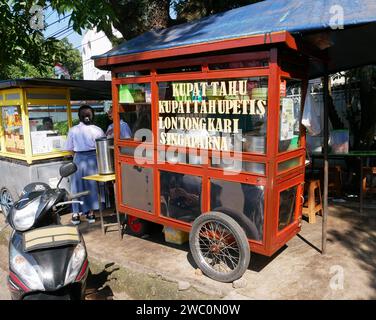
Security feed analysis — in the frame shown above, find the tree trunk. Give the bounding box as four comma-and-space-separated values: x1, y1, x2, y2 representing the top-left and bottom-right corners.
146, 0, 171, 30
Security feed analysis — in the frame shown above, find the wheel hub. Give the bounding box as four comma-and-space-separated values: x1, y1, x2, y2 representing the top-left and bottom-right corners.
210, 243, 222, 253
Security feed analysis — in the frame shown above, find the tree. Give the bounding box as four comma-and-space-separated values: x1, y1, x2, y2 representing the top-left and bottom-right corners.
46, 0, 262, 44
344, 66, 376, 149
173, 0, 261, 22
5, 38, 82, 79
53, 38, 83, 79
0, 1, 59, 78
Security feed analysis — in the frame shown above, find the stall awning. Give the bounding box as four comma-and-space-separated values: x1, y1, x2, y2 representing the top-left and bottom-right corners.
0, 79, 112, 100
93, 0, 376, 78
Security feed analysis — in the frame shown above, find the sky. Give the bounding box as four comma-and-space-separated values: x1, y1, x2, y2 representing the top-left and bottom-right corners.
42, 7, 83, 52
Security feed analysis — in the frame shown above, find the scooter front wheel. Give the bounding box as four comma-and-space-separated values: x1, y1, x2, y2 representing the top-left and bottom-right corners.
0, 187, 16, 218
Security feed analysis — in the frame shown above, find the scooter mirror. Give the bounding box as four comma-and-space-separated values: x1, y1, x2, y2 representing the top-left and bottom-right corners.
59, 162, 77, 178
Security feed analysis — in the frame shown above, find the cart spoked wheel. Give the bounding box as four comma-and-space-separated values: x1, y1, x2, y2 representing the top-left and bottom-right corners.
189, 211, 250, 283
0, 187, 16, 218
126, 215, 150, 237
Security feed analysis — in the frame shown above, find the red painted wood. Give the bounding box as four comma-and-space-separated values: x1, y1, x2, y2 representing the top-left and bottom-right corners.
96, 31, 290, 68
110, 38, 310, 257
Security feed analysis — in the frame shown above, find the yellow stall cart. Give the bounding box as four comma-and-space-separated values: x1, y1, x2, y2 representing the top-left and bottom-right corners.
0, 79, 111, 216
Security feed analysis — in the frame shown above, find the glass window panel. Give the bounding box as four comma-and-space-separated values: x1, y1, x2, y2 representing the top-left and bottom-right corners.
279, 79, 302, 153
242, 161, 266, 175
120, 146, 153, 160
278, 157, 302, 173
158, 149, 187, 164
121, 163, 154, 212
157, 65, 201, 74
158, 148, 207, 166
209, 59, 268, 70
118, 83, 152, 141
1, 105, 25, 154
5, 93, 20, 101
28, 105, 68, 155
210, 179, 264, 241
26, 93, 67, 100
158, 77, 268, 154
117, 70, 150, 78
278, 186, 298, 231
160, 171, 202, 223
210, 157, 265, 175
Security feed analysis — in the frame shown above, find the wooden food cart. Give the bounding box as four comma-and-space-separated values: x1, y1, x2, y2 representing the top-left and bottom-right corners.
93, 20, 319, 281
0, 79, 111, 216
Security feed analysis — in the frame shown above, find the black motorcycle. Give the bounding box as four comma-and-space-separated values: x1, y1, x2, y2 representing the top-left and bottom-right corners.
6, 162, 90, 300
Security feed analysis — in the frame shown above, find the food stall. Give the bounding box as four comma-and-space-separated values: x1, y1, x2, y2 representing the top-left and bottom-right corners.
93, 15, 324, 280
0, 79, 111, 216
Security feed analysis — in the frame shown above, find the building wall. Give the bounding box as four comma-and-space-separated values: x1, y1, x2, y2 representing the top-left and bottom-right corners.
81, 28, 121, 81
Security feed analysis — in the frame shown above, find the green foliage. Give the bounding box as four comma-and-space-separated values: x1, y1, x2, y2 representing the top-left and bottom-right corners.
173, 0, 262, 22
93, 113, 111, 133
0, 0, 262, 79
54, 118, 78, 135
0, 1, 60, 78
47, 0, 263, 44
7, 63, 55, 79
53, 38, 83, 79
54, 113, 109, 136
0, 1, 83, 80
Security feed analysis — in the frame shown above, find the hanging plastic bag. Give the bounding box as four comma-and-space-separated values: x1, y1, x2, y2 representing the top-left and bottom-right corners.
302, 91, 321, 136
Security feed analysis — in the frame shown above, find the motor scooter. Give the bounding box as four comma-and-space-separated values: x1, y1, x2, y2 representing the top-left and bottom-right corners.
6, 162, 90, 300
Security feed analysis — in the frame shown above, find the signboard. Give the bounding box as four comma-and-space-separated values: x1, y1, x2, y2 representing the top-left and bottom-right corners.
280, 98, 295, 141
158, 80, 267, 152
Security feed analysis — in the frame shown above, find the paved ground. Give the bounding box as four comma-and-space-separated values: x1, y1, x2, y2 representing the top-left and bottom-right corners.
0, 204, 375, 300
0, 244, 11, 300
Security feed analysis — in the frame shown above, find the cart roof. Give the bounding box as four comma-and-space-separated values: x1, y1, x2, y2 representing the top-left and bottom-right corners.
0, 78, 111, 100
93, 0, 376, 78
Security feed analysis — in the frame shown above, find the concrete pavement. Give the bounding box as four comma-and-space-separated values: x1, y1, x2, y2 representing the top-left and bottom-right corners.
0, 204, 375, 300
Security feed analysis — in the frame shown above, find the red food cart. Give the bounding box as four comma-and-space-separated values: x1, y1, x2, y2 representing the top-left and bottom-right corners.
94, 28, 316, 282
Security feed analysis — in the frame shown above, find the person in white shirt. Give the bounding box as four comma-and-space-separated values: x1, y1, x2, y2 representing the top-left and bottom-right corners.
105, 107, 132, 139
65, 105, 105, 225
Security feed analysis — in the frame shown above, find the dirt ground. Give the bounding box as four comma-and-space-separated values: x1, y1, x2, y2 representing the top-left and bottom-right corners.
0, 204, 375, 300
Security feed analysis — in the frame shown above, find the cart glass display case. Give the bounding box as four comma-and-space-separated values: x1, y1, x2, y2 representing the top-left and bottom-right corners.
1, 105, 25, 155
0, 87, 72, 163
94, 29, 310, 282
28, 105, 69, 155
0, 79, 112, 219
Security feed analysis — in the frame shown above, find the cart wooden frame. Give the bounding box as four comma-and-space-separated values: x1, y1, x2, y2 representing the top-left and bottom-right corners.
97, 31, 313, 258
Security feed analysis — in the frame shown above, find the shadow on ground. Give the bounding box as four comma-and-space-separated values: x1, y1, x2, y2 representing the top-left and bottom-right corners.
85, 262, 119, 300
328, 210, 376, 299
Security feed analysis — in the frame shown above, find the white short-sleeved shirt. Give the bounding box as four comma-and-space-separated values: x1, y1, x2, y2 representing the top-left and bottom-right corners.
65, 122, 105, 152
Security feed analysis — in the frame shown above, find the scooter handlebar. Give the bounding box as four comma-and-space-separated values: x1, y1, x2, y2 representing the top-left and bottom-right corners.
68, 190, 90, 200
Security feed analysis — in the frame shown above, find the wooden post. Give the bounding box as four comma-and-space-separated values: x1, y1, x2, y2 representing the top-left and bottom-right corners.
322, 72, 329, 255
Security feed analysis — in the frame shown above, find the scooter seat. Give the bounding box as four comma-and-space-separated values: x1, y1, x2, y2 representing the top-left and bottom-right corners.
23, 225, 80, 252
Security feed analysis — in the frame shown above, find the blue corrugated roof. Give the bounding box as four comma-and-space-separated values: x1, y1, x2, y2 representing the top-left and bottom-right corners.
94, 0, 376, 60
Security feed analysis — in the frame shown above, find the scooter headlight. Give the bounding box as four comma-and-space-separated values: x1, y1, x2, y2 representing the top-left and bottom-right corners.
9, 243, 44, 291
12, 199, 40, 231
64, 242, 87, 285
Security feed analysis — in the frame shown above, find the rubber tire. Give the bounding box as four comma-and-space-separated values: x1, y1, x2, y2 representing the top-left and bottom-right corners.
126, 215, 150, 237
189, 211, 250, 283
0, 187, 17, 218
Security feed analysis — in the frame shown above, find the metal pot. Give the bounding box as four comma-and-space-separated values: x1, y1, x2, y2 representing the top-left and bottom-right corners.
95, 137, 114, 175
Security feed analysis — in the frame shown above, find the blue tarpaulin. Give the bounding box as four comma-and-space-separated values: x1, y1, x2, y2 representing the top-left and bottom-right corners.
94, 0, 376, 77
